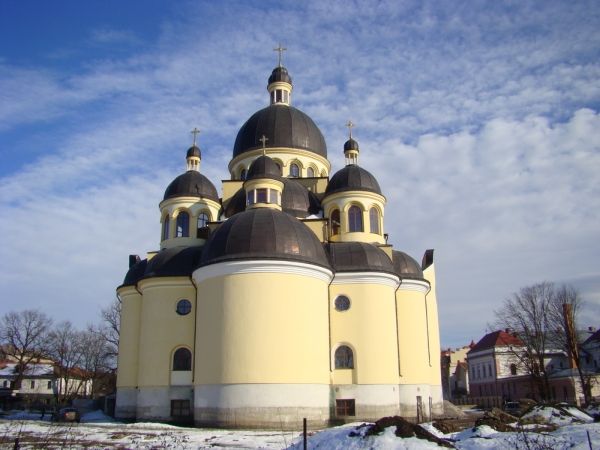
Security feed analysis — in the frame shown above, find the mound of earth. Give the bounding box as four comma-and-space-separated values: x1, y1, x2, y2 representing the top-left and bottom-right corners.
474, 408, 518, 432
362, 416, 454, 448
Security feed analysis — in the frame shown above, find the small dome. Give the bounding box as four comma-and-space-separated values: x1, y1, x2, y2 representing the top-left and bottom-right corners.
143, 246, 203, 279
281, 178, 321, 217
325, 165, 382, 196
186, 145, 201, 158
233, 105, 327, 158
200, 208, 330, 268
247, 155, 282, 180
344, 138, 359, 152
326, 242, 395, 274
224, 178, 321, 218
392, 250, 424, 279
164, 171, 219, 201
268, 66, 292, 85
121, 259, 148, 287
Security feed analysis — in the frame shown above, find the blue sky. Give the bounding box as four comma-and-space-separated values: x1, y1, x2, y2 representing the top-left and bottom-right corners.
1, 0, 599, 348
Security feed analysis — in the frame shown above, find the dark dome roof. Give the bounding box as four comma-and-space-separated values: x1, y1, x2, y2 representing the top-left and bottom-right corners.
224, 178, 321, 218
186, 145, 201, 158
119, 246, 204, 287
163, 170, 219, 202
121, 259, 148, 287
268, 66, 292, 85
325, 164, 382, 196
344, 138, 359, 152
392, 250, 424, 279
200, 208, 330, 268
143, 246, 203, 279
326, 242, 395, 274
281, 178, 321, 217
233, 105, 327, 158
247, 155, 282, 180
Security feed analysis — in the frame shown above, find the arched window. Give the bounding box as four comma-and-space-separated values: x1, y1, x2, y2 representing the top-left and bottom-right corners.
162, 215, 170, 241
240, 169, 247, 180
307, 167, 315, 178
331, 209, 341, 235
176, 211, 189, 237
335, 345, 354, 369
348, 205, 363, 232
197, 212, 209, 229
369, 207, 380, 234
510, 363, 517, 376
172, 348, 192, 371
289, 163, 300, 178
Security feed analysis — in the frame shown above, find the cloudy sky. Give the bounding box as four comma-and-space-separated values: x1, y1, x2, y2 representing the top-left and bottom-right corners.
1, 0, 599, 348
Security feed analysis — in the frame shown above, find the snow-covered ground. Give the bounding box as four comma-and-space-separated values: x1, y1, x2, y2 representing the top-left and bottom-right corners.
0, 407, 598, 449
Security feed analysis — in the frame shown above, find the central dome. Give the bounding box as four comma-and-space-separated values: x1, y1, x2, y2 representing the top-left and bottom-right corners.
233, 105, 327, 158
200, 208, 330, 268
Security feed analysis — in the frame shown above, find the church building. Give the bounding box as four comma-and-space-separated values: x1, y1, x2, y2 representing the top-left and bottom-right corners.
115, 51, 443, 428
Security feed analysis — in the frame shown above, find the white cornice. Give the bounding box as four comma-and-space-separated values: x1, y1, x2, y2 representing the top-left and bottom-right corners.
398, 279, 430, 293
193, 260, 334, 284
138, 277, 193, 292
331, 271, 400, 288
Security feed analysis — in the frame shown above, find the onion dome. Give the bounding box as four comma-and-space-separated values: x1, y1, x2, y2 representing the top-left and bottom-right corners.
325, 242, 395, 274
163, 171, 219, 201
392, 250, 424, 279
186, 145, 201, 158
344, 138, 359, 152
268, 66, 292, 84
120, 259, 148, 287
233, 106, 327, 158
247, 155, 282, 180
143, 246, 203, 279
325, 165, 382, 197
200, 208, 330, 268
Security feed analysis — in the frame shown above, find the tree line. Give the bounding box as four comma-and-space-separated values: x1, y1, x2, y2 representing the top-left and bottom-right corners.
0, 298, 120, 404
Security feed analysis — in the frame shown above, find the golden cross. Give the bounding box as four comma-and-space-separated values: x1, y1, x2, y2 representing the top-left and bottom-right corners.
345, 120, 354, 139
273, 43, 287, 67
259, 135, 268, 155
191, 127, 201, 147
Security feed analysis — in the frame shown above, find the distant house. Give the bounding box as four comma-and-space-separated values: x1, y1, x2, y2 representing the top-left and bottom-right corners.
466, 328, 600, 407
441, 344, 472, 400
0, 358, 92, 409
581, 327, 600, 372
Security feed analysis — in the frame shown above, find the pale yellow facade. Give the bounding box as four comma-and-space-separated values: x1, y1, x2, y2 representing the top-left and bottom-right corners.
115, 59, 443, 428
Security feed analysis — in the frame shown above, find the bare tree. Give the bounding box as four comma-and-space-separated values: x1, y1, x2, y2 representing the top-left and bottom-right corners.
100, 297, 120, 363
0, 309, 52, 389
47, 321, 86, 404
547, 284, 593, 405
494, 282, 555, 401
80, 326, 114, 397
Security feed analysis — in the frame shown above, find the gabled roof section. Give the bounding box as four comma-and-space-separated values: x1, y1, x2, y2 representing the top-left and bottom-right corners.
468, 330, 523, 354
583, 328, 600, 346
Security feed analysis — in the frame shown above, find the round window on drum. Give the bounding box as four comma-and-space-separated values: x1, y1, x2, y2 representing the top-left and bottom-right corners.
176, 299, 192, 315
334, 295, 350, 311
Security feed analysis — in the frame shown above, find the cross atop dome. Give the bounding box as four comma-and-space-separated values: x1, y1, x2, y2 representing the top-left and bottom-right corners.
191, 127, 201, 147
273, 43, 287, 67
343, 120, 359, 166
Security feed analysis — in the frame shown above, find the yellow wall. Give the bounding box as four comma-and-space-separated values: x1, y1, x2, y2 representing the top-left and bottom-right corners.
116, 287, 142, 388
322, 191, 386, 244
396, 284, 431, 384
158, 197, 220, 249
330, 282, 399, 384
423, 264, 442, 386
136, 278, 196, 387
194, 271, 330, 384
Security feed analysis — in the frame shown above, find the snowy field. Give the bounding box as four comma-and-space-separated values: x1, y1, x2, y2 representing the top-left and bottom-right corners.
0, 407, 598, 449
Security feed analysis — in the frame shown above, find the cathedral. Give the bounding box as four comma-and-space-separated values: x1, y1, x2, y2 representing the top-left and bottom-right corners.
115, 52, 443, 429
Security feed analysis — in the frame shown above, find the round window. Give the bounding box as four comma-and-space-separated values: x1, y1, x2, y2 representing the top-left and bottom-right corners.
176, 299, 192, 315
334, 295, 350, 311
